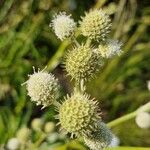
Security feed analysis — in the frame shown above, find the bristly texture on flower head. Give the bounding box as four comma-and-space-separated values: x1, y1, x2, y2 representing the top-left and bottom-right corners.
57, 91, 101, 138
23, 67, 60, 108
98, 39, 122, 58
65, 44, 103, 82
50, 12, 76, 41
80, 9, 111, 41
84, 122, 113, 150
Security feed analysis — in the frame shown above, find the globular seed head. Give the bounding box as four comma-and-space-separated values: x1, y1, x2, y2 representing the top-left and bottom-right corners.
50, 12, 76, 41
98, 39, 122, 58
80, 9, 111, 41
84, 122, 113, 150
65, 44, 103, 82
16, 127, 31, 142
44, 122, 55, 133
58, 91, 101, 137
7, 138, 20, 150
24, 68, 60, 108
135, 112, 150, 129
31, 118, 44, 131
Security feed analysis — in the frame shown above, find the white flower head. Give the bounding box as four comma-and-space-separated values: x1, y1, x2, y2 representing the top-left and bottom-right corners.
147, 80, 150, 91
135, 112, 150, 129
23, 67, 60, 108
99, 39, 122, 58
50, 12, 76, 41
7, 138, 20, 150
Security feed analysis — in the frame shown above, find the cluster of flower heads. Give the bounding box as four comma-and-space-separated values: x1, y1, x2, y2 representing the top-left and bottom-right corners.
50, 9, 122, 82
23, 9, 124, 150
6, 118, 56, 150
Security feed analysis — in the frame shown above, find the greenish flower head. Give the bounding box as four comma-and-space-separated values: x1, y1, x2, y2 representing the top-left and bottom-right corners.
24, 68, 60, 108
84, 122, 113, 150
80, 9, 111, 41
58, 91, 101, 137
65, 44, 103, 82
16, 127, 31, 142
98, 39, 122, 58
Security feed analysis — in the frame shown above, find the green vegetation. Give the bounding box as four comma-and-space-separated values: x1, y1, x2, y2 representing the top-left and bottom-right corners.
0, 0, 150, 149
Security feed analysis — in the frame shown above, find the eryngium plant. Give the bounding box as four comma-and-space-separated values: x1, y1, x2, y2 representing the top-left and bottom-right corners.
23, 9, 125, 150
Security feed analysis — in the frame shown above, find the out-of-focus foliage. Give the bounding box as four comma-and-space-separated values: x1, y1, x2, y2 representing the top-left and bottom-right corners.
0, 0, 150, 149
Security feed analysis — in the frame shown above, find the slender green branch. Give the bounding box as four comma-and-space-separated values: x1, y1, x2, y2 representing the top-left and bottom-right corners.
46, 40, 70, 71
106, 147, 150, 150
107, 102, 150, 128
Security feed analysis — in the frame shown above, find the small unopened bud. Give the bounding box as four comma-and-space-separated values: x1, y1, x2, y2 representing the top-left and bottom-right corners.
135, 112, 150, 129
7, 138, 20, 150
16, 127, 31, 142
44, 122, 55, 133
31, 118, 43, 131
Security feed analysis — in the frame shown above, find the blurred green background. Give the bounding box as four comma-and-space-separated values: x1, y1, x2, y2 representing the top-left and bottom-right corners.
0, 0, 150, 149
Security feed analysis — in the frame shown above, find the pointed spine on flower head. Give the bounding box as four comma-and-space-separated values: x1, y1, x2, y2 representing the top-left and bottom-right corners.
50, 12, 76, 41
57, 91, 101, 138
98, 39, 122, 58
84, 122, 113, 150
64, 44, 103, 82
23, 67, 60, 108
80, 9, 111, 41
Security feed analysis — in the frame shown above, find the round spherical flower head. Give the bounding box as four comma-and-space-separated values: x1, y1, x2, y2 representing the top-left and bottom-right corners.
80, 9, 111, 41
84, 122, 113, 150
98, 39, 122, 58
65, 44, 103, 82
135, 112, 150, 129
31, 118, 43, 131
58, 91, 101, 137
7, 138, 20, 150
44, 121, 55, 133
50, 12, 76, 41
24, 68, 60, 108
16, 127, 31, 142
147, 80, 150, 91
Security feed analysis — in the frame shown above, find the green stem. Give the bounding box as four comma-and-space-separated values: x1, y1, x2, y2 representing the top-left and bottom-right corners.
107, 102, 150, 128
106, 147, 150, 150
46, 40, 70, 71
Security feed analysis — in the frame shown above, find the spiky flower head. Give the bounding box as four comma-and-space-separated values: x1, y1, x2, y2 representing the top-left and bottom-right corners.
24, 67, 60, 108
50, 12, 76, 41
58, 91, 101, 137
80, 9, 111, 41
7, 138, 20, 150
98, 39, 122, 58
65, 44, 103, 82
135, 112, 150, 129
16, 127, 31, 142
84, 122, 113, 150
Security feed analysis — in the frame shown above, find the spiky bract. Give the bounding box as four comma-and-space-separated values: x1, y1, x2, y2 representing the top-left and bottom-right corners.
80, 9, 111, 41
84, 122, 113, 150
50, 12, 76, 40
98, 39, 122, 58
65, 44, 103, 82
25, 69, 60, 108
58, 91, 101, 137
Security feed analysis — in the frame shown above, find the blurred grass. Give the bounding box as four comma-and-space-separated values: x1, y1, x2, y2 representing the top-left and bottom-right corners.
0, 0, 150, 149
